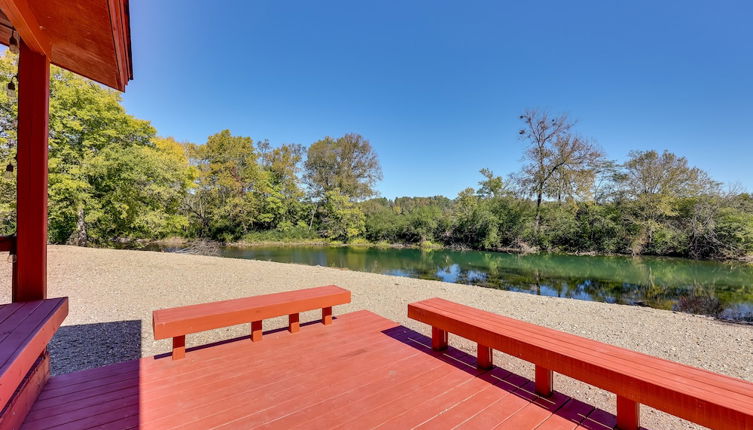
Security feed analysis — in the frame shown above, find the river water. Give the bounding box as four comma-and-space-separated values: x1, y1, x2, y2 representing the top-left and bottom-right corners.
148, 244, 753, 321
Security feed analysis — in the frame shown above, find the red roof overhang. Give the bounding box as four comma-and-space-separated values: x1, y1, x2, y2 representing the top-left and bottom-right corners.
0, 0, 133, 91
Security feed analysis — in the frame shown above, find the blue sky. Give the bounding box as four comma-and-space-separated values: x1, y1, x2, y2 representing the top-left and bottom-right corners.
122, 1, 753, 198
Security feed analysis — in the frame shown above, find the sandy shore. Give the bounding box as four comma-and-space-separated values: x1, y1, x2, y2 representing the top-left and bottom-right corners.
1, 245, 751, 429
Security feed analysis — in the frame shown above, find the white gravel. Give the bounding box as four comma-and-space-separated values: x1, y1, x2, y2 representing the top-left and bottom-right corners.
1, 245, 751, 429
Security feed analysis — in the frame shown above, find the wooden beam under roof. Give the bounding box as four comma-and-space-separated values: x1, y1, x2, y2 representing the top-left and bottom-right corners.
0, 0, 51, 57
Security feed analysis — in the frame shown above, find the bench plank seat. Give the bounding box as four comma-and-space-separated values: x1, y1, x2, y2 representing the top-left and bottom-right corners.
408, 297, 753, 430
0, 298, 68, 410
153, 285, 351, 359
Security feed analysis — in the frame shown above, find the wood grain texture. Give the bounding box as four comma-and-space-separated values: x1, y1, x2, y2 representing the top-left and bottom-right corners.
153, 285, 351, 359
0, 0, 132, 90
0, 298, 67, 410
153, 285, 350, 339
21, 310, 619, 429
408, 297, 753, 430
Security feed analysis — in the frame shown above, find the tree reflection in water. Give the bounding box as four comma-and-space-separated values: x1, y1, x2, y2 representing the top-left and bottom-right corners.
152, 245, 753, 322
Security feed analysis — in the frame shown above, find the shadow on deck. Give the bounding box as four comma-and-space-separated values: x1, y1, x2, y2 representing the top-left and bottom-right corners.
23, 311, 627, 429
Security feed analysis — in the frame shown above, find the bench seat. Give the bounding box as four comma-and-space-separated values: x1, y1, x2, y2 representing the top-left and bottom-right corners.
0, 297, 68, 429
408, 297, 753, 430
153, 285, 351, 359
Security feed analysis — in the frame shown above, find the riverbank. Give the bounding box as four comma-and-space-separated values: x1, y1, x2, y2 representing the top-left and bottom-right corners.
4, 246, 750, 429
147, 237, 753, 263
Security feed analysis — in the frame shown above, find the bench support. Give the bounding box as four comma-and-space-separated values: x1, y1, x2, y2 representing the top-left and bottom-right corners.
172, 336, 185, 360
322, 307, 333, 325
289, 313, 300, 333
477, 344, 493, 369
251, 321, 262, 342
431, 327, 448, 350
535, 365, 553, 397
616, 395, 640, 430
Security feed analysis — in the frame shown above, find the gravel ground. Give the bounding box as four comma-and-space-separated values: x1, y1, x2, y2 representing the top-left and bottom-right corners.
1, 245, 751, 429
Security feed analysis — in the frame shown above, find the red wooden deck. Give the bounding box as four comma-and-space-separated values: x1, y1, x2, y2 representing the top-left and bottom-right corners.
21, 310, 621, 430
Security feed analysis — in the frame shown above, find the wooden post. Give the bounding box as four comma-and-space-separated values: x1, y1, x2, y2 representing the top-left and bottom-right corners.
535, 365, 553, 397
616, 395, 640, 430
172, 336, 185, 360
251, 320, 262, 341
322, 307, 332, 325
288, 313, 300, 333
431, 327, 448, 350
477, 344, 493, 369
14, 39, 49, 302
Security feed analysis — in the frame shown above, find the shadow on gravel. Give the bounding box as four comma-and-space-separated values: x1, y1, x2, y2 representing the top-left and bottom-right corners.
48, 320, 142, 375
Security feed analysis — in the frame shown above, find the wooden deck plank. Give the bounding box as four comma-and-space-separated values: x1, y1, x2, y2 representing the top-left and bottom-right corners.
372, 369, 510, 429
272, 359, 479, 429
22, 310, 631, 430
140, 328, 413, 427
170, 343, 426, 429
451, 374, 533, 429
534, 398, 595, 430
140, 319, 396, 403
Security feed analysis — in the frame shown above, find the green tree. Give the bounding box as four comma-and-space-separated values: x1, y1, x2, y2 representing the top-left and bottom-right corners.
0, 51, 198, 244
614, 150, 720, 254
319, 189, 366, 241
304, 133, 382, 200
186, 130, 265, 240
257, 141, 308, 228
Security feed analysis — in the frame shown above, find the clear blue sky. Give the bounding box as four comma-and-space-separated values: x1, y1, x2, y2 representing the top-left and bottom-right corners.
122, 0, 753, 198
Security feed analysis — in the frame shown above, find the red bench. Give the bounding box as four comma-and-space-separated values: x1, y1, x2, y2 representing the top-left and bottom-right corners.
153, 285, 351, 360
408, 297, 753, 430
0, 297, 68, 430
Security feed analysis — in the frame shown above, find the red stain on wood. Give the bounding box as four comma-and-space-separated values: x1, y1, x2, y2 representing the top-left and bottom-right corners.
322, 306, 333, 325
171, 336, 185, 361
288, 313, 300, 333
0, 353, 48, 430
13, 41, 49, 303
153, 285, 351, 359
0, 298, 67, 428
477, 343, 493, 369
0, 0, 132, 90
536, 364, 554, 397
0, 298, 67, 410
251, 320, 263, 342
431, 327, 448, 350
408, 297, 753, 430
617, 395, 640, 430
20, 310, 624, 430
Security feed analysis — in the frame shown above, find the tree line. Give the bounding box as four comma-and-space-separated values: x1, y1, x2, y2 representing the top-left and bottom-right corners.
0, 52, 751, 260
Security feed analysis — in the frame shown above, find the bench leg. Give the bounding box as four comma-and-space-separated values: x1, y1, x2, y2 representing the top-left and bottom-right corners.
251, 320, 263, 342
322, 307, 333, 325
616, 396, 640, 430
289, 313, 300, 333
535, 365, 553, 397
431, 327, 448, 350
172, 336, 185, 360
477, 344, 493, 369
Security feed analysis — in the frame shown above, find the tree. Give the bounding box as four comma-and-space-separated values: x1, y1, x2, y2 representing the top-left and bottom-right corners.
614, 150, 720, 254
186, 130, 265, 240
304, 133, 382, 200
257, 141, 307, 227
616, 150, 718, 199
319, 189, 366, 241
79, 137, 193, 242
516, 109, 604, 231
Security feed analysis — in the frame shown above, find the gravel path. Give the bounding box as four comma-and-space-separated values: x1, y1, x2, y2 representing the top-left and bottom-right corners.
1, 245, 751, 429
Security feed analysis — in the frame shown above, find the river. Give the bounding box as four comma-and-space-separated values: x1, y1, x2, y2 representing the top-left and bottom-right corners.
148, 244, 753, 321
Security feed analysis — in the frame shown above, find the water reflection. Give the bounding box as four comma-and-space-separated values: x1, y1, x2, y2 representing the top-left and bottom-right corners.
148, 245, 753, 322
